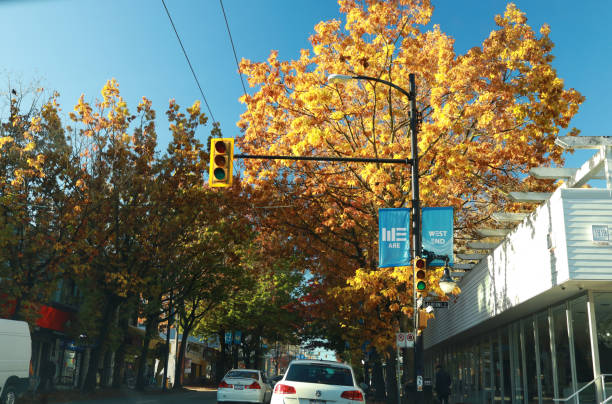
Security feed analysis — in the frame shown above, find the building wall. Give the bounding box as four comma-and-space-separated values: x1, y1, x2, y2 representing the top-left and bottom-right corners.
563, 189, 612, 279
424, 188, 612, 349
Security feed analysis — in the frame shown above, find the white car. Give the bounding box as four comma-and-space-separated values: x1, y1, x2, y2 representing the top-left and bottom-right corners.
271, 360, 365, 404
217, 369, 273, 404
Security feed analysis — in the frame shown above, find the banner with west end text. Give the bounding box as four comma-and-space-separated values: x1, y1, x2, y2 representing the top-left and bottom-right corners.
379, 208, 411, 268
421, 207, 454, 267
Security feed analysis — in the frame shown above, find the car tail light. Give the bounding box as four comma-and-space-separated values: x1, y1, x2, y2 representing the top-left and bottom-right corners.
246, 381, 261, 389
274, 383, 296, 394
341, 390, 364, 401
219, 380, 233, 388
29, 360, 34, 377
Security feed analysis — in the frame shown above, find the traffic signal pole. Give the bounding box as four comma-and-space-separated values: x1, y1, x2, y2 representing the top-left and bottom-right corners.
229, 72, 423, 404
408, 73, 425, 404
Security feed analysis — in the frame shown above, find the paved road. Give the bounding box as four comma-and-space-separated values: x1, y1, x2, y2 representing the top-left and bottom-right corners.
59, 388, 217, 404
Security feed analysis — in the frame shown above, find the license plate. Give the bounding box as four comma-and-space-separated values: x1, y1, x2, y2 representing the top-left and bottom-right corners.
234, 385, 244, 390
310, 400, 324, 404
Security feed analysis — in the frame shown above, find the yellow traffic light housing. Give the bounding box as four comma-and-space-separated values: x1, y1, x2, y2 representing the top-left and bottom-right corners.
418, 309, 429, 330
209, 138, 234, 187
415, 257, 427, 292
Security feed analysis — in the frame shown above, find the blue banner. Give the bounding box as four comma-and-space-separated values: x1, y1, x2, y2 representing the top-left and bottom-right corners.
379, 208, 411, 268
421, 207, 454, 267
234, 330, 242, 344
225, 331, 232, 345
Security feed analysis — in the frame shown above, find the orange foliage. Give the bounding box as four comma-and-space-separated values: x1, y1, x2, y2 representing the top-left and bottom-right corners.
238, 1, 583, 353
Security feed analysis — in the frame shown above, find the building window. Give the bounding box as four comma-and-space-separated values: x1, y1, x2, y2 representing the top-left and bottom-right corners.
594, 292, 612, 374
523, 316, 538, 404
536, 311, 554, 404
552, 304, 572, 399
569, 295, 595, 402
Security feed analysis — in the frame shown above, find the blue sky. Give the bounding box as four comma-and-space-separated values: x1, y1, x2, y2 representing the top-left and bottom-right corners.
1, 0, 610, 173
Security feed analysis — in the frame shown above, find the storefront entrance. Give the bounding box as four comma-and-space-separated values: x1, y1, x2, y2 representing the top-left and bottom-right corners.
426, 291, 612, 404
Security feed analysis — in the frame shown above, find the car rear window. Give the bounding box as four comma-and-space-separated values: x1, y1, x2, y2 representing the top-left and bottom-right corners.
226, 370, 259, 379
285, 363, 354, 386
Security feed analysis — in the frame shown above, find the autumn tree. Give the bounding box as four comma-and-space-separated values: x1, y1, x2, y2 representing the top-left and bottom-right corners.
0, 84, 82, 322
236, 0, 583, 385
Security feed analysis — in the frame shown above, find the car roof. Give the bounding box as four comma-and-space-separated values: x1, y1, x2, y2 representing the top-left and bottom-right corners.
226, 369, 261, 373
287, 359, 352, 369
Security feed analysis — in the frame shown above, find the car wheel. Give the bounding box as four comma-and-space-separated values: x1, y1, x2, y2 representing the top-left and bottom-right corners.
1, 386, 17, 404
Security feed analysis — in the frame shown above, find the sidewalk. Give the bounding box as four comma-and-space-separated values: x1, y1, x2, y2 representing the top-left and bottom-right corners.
19, 385, 191, 404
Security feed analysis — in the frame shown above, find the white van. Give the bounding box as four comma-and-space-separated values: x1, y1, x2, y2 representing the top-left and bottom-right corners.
0, 319, 31, 404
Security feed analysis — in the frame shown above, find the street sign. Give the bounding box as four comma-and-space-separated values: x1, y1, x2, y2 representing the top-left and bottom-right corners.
426, 301, 449, 309
396, 332, 406, 348
396, 332, 414, 348
417, 375, 423, 392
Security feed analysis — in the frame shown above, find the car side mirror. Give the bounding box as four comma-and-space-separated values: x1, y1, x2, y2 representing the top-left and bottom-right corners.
359, 382, 369, 392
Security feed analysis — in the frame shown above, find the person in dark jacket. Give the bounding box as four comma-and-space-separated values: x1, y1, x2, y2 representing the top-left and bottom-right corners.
435, 364, 452, 404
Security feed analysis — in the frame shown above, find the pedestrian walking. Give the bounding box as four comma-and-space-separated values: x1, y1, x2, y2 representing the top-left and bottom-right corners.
435, 364, 452, 404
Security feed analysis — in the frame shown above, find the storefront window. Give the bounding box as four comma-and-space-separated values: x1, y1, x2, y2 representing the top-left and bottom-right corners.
594, 292, 612, 374
537, 312, 554, 404
494, 333, 502, 403
482, 337, 493, 404
552, 305, 572, 399
523, 316, 538, 404
502, 328, 512, 402
510, 322, 524, 404
569, 295, 595, 403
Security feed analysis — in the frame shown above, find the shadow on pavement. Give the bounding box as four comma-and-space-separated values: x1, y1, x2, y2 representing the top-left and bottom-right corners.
18, 385, 216, 403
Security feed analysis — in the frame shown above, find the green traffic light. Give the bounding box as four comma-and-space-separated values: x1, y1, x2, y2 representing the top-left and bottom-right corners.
214, 167, 226, 180
417, 281, 426, 291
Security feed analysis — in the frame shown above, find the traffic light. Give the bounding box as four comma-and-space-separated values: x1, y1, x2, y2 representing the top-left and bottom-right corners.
415, 256, 427, 292
209, 138, 234, 187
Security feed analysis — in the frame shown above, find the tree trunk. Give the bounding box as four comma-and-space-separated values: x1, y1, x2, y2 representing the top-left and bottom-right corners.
243, 341, 252, 369
385, 347, 398, 404
10, 297, 23, 321
112, 302, 130, 388
372, 349, 386, 402
162, 316, 172, 391
174, 323, 192, 389
216, 330, 228, 383
82, 295, 118, 392
136, 315, 158, 391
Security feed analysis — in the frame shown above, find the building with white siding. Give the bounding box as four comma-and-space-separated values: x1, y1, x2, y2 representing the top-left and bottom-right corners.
423, 138, 612, 404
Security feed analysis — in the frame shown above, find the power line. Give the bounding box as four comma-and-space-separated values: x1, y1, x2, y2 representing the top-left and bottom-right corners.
161, 0, 216, 124
219, 0, 248, 98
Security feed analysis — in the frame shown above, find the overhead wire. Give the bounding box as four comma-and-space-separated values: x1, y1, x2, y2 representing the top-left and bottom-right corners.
161, 0, 217, 124
219, 0, 255, 176
219, 0, 248, 97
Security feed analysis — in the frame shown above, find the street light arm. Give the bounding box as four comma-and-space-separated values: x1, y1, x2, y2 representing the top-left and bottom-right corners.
327, 73, 413, 100
351, 75, 413, 100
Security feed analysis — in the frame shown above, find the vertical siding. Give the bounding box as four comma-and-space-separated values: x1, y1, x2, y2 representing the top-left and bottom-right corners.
563, 189, 612, 279
424, 190, 569, 349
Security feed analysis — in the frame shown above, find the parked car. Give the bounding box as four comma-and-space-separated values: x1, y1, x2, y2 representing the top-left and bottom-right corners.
217, 369, 273, 404
0, 319, 31, 404
271, 359, 365, 404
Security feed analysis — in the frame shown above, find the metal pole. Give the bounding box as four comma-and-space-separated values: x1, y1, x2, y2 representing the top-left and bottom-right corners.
234, 154, 412, 165
409, 73, 424, 404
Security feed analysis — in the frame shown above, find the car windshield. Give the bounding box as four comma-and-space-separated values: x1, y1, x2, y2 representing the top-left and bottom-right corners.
285, 363, 354, 386
226, 370, 259, 380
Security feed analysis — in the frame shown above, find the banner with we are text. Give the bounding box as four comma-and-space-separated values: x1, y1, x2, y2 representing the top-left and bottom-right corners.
421, 207, 454, 267
378, 208, 411, 268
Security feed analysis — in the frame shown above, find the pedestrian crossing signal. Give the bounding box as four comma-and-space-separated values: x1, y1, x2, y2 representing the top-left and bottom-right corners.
209, 138, 234, 187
